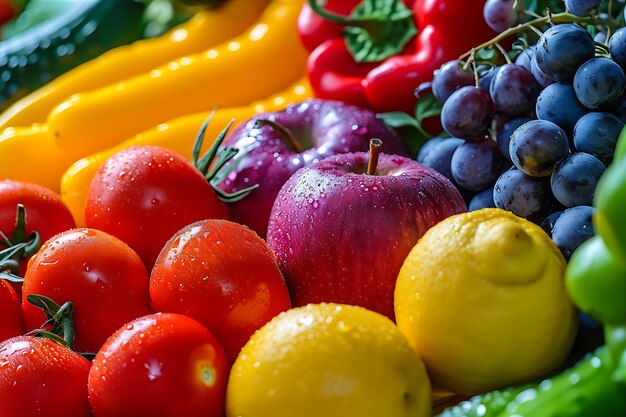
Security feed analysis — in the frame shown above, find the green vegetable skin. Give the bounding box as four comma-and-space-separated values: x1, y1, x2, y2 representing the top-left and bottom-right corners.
597, 135, 626, 264
436, 347, 626, 417
0, 0, 147, 110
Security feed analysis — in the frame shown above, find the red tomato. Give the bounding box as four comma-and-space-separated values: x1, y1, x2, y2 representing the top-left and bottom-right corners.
0, 180, 76, 280
85, 145, 229, 270
22, 228, 152, 353
88, 313, 229, 417
0, 280, 23, 342
150, 219, 292, 362
0, 336, 91, 417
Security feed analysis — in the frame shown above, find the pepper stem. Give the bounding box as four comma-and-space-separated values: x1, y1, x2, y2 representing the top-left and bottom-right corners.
254, 119, 304, 153
367, 138, 383, 175
307, 0, 417, 63
307, 0, 390, 38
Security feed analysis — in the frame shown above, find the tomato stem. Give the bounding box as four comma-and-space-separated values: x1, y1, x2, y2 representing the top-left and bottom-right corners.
191, 115, 258, 202
26, 294, 76, 350
0, 204, 40, 283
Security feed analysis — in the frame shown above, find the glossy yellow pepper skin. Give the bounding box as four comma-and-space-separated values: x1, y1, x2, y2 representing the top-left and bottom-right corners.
61, 79, 311, 226
0, 0, 270, 130
47, 0, 307, 159
0, 125, 68, 191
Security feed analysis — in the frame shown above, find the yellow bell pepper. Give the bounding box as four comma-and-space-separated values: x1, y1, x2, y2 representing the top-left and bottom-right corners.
0, 0, 270, 130
61, 78, 311, 226
0, 125, 66, 192
47, 0, 307, 159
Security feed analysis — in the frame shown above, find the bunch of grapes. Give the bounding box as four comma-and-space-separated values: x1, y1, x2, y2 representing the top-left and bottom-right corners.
417, 0, 626, 259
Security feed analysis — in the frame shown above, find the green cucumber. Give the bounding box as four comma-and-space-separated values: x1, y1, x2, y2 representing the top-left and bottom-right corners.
437, 347, 626, 417
0, 0, 146, 110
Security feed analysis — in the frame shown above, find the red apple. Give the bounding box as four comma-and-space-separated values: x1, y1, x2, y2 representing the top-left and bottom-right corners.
266, 142, 467, 320
217, 99, 410, 238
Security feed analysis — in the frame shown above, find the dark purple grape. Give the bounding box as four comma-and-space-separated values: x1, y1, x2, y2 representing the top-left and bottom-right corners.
613, 98, 626, 123
490, 64, 541, 116
550, 152, 606, 207
535, 24, 595, 82
497, 117, 533, 162
564, 0, 602, 17
493, 167, 552, 218
441, 86, 495, 140
573, 57, 626, 110
483, 0, 523, 33
431, 60, 476, 104
540, 210, 563, 237
594, 31, 607, 43
509, 120, 570, 177
514, 46, 535, 72
609, 27, 626, 71
609, 27, 626, 70
417, 137, 445, 161
468, 186, 497, 211
478, 66, 501, 91
417, 137, 464, 181
536, 83, 588, 135
573, 112, 624, 165
551, 206, 595, 259
530, 54, 555, 88
451, 139, 506, 191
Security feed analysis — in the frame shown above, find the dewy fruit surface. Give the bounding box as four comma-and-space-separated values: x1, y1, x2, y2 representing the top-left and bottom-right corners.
226, 303, 431, 417
395, 208, 577, 395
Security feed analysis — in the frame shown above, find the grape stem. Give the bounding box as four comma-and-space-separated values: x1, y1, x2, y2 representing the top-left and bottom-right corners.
494, 43, 512, 64
459, 12, 591, 60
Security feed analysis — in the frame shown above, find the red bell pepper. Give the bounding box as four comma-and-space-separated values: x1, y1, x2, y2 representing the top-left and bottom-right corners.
300, 0, 497, 114
0, 1, 15, 26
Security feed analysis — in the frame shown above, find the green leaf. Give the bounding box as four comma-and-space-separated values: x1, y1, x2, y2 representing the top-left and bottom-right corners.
378, 92, 443, 157
415, 93, 442, 126
377, 112, 420, 129
525, 0, 565, 17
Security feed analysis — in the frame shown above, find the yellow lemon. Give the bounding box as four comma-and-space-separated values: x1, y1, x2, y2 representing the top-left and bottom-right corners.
394, 208, 577, 396
226, 303, 431, 417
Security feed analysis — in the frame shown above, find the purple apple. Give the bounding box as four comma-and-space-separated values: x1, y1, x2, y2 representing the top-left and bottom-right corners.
266, 144, 467, 320
217, 99, 410, 237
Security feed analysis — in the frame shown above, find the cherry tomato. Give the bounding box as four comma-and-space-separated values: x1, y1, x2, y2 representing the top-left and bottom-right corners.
88, 313, 229, 417
0, 180, 76, 279
150, 219, 292, 362
0, 336, 91, 417
22, 228, 152, 353
85, 145, 228, 270
0, 280, 23, 342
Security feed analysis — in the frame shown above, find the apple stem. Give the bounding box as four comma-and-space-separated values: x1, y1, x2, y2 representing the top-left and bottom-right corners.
367, 138, 383, 175
253, 119, 304, 153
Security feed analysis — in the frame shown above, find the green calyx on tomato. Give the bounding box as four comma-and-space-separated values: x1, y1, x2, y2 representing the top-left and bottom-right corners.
594, 157, 626, 265
0, 204, 40, 282
306, 0, 417, 63
25, 294, 76, 350
191, 111, 258, 202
